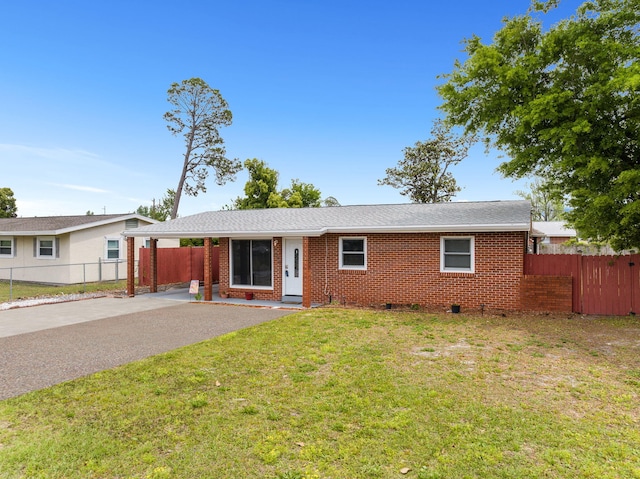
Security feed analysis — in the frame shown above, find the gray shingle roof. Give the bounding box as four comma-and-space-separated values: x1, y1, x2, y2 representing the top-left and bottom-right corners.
123, 201, 532, 238
0, 214, 153, 235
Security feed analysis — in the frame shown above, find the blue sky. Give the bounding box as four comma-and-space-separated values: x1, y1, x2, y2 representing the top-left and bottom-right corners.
1, 0, 584, 217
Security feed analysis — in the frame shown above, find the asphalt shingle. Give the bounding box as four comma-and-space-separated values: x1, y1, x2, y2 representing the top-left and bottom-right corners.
124, 201, 532, 238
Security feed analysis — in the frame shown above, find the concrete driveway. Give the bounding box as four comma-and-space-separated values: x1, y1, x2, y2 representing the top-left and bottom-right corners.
0, 296, 293, 400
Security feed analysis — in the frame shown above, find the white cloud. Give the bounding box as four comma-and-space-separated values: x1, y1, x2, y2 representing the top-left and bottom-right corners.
50, 183, 110, 194
0, 143, 102, 164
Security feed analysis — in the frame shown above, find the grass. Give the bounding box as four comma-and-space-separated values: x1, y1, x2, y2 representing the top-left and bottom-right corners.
0, 280, 128, 303
0, 308, 639, 478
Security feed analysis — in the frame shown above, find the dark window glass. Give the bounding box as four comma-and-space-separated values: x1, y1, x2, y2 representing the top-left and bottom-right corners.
232, 239, 272, 287
39, 239, 53, 257
107, 240, 120, 259
342, 239, 364, 252
443, 238, 472, 271
341, 238, 365, 267
251, 240, 272, 286
444, 254, 471, 269
0, 239, 11, 255
444, 239, 470, 253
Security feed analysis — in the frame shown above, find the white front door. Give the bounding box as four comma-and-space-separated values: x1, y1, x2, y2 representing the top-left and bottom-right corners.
283, 238, 303, 296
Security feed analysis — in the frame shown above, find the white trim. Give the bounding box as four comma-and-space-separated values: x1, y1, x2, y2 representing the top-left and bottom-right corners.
105, 237, 122, 261
339, 236, 367, 270
5, 214, 157, 237
0, 237, 14, 257
122, 223, 531, 239
36, 236, 56, 260
440, 236, 475, 273
229, 238, 274, 289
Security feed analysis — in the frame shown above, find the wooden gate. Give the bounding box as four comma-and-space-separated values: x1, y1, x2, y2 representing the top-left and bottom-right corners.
525, 254, 640, 315
138, 246, 219, 286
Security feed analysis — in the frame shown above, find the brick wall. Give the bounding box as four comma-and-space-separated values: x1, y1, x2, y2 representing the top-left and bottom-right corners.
219, 232, 528, 311
308, 232, 526, 311
520, 275, 573, 312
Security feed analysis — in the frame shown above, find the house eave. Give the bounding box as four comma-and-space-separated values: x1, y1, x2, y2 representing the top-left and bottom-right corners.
0, 214, 156, 237
0, 230, 59, 237
123, 223, 531, 239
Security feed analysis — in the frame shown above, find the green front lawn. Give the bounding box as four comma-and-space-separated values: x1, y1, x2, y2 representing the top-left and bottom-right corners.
0, 309, 638, 478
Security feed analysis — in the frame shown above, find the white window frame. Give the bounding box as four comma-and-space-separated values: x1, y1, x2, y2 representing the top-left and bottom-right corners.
339, 236, 367, 270
440, 236, 475, 273
105, 237, 122, 261
36, 236, 56, 259
0, 237, 14, 257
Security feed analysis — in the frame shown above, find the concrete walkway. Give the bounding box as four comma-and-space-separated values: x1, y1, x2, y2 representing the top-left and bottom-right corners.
0, 295, 294, 400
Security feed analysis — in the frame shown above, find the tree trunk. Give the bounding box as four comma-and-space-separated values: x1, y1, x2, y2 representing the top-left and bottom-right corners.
170, 132, 195, 219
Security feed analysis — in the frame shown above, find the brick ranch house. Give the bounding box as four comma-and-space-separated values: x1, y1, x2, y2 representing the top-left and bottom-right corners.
123, 200, 534, 311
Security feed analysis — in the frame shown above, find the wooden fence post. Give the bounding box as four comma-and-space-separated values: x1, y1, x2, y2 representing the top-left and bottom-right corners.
149, 238, 158, 293
127, 236, 135, 297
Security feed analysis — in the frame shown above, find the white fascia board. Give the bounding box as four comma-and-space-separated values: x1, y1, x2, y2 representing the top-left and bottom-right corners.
324, 224, 531, 234
56, 214, 157, 235
122, 229, 327, 239
0, 231, 57, 236
122, 223, 530, 238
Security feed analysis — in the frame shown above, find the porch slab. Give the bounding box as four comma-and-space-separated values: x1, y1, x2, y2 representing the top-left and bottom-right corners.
147, 286, 319, 309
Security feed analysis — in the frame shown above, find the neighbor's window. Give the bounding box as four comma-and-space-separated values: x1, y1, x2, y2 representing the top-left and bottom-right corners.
231, 239, 272, 287
441, 236, 474, 273
0, 238, 14, 257
36, 236, 56, 259
105, 238, 121, 260
340, 237, 367, 270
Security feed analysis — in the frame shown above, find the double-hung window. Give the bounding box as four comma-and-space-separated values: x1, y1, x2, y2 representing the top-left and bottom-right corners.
36, 236, 57, 259
231, 239, 272, 287
441, 236, 474, 273
340, 237, 367, 270
0, 238, 14, 257
105, 238, 121, 260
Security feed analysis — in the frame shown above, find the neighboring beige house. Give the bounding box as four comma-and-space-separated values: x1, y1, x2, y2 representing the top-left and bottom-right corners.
0, 214, 178, 284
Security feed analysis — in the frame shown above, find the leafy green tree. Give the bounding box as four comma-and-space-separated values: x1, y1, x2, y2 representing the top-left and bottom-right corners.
323, 196, 341, 207
233, 159, 324, 209
136, 189, 175, 221
281, 179, 322, 208
0, 188, 17, 218
233, 158, 284, 209
378, 119, 475, 203
438, 0, 640, 250
164, 78, 242, 219
515, 177, 566, 221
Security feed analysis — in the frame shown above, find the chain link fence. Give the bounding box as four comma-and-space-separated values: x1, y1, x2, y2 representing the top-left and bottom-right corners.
0, 259, 134, 301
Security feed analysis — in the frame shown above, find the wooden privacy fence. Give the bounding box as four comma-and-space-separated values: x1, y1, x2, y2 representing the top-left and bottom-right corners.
524, 254, 640, 315
138, 246, 219, 287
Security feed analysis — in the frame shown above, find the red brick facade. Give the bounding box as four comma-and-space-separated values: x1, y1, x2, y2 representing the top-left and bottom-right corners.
308, 232, 526, 310
218, 231, 528, 311
520, 275, 573, 312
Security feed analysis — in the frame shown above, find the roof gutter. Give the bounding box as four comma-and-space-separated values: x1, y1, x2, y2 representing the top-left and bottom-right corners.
122, 223, 531, 239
